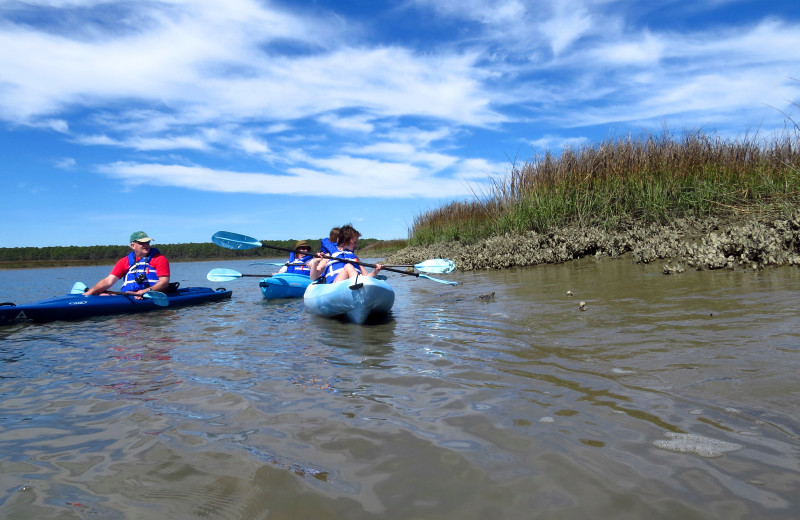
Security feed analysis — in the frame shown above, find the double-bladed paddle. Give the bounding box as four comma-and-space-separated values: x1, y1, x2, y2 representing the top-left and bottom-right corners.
69, 282, 170, 306
250, 259, 455, 274
211, 231, 459, 285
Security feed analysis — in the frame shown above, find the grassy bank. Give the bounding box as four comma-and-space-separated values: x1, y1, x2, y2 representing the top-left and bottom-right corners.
409, 129, 800, 246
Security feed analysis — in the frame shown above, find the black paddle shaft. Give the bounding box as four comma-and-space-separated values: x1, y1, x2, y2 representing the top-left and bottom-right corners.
260, 244, 420, 278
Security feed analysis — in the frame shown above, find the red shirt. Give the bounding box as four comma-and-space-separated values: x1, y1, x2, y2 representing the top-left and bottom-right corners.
110, 253, 170, 279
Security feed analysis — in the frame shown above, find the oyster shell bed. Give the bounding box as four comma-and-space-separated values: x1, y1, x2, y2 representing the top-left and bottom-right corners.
385, 213, 800, 271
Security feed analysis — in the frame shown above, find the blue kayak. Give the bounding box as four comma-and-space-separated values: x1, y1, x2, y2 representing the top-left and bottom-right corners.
303, 275, 394, 324
0, 286, 232, 326
258, 273, 311, 299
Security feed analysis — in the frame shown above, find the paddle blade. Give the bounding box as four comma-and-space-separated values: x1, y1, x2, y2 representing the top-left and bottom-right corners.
212, 231, 262, 250
384, 259, 456, 274
207, 268, 243, 282
70, 282, 88, 294
143, 291, 169, 306
414, 259, 455, 274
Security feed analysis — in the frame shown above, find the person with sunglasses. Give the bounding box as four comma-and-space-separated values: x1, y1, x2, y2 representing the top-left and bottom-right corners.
84, 231, 171, 297
277, 240, 314, 275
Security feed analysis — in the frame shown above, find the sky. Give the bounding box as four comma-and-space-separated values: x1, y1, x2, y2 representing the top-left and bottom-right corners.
1, 0, 799, 247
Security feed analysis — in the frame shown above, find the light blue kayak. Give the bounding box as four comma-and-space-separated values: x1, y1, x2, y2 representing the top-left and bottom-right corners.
259, 272, 312, 299
303, 275, 394, 324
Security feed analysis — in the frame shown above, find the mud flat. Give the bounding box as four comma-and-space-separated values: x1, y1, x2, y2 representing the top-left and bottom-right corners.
386, 212, 800, 272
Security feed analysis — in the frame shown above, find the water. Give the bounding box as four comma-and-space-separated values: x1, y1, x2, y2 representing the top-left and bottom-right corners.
1, 259, 798, 519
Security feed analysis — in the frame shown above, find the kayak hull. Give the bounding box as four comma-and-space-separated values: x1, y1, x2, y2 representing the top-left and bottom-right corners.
0, 286, 232, 326
259, 273, 311, 299
303, 276, 394, 324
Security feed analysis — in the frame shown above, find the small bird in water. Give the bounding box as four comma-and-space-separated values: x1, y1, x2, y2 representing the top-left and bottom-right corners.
579, 301, 586, 311
567, 290, 574, 297
478, 292, 495, 301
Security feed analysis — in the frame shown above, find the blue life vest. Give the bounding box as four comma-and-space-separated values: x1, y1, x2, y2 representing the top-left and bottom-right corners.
320, 238, 338, 255
120, 248, 162, 292
285, 255, 312, 275
324, 250, 359, 283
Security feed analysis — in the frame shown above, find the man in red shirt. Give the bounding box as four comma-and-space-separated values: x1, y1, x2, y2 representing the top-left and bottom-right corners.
85, 231, 171, 296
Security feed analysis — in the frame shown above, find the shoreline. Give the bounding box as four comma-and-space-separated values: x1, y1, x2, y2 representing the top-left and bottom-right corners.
385, 213, 800, 272
0, 256, 270, 271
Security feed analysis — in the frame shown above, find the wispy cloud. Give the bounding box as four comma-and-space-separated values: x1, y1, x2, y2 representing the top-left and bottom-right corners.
54, 157, 76, 169
96, 157, 494, 198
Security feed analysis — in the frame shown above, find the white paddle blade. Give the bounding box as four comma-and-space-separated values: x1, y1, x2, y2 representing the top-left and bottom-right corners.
415, 259, 456, 274
70, 282, 88, 294
387, 259, 456, 274
207, 268, 243, 282
143, 291, 169, 306
212, 231, 262, 250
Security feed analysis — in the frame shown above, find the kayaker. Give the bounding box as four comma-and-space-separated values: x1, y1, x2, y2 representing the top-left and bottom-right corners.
84, 231, 171, 297
277, 240, 313, 275
320, 227, 340, 255
309, 224, 383, 283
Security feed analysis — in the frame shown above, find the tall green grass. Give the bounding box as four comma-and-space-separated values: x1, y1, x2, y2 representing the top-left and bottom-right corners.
409, 129, 800, 245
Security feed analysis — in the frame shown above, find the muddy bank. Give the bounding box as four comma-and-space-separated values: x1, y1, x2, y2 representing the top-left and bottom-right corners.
385, 213, 800, 272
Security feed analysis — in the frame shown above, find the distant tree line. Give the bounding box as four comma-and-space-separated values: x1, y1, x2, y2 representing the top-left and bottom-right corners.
0, 238, 383, 266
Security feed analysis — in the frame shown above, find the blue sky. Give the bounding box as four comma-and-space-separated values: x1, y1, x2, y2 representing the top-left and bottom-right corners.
1, 0, 799, 247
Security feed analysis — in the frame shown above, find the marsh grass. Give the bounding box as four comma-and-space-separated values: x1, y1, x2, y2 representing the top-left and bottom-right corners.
410, 129, 800, 245
359, 238, 408, 256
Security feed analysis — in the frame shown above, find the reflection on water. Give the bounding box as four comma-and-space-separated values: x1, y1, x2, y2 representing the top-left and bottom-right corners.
0, 259, 799, 519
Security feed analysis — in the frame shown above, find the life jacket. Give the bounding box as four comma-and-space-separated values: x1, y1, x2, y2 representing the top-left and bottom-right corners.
120, 248, 162, 291
285, 255, 312, 275
320, 238, 339, 255
323, 250, 359, 283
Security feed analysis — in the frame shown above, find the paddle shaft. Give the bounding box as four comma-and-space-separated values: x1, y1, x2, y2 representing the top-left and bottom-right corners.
258, 243, 421, 278
69, 282, 168, 304
211, 232, 458, 285
102, 289, 169, 305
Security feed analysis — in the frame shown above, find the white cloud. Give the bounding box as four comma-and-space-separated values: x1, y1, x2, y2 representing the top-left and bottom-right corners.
45, 119, 70, 132
539, 1, 595, 56
529, 135, 590, 152
524, 15, 800, 131
345, 142, 458, 171
598, 31, 665, 65
0, 1, 503, 128
74, 133, 208, 151
97, 159, 486, 198
239, 136, 271, 154
318, 113, 375, 133
54, 157, 76, 169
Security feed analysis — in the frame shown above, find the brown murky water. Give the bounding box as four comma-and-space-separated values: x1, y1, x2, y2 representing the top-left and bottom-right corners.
1, 259, 798, 519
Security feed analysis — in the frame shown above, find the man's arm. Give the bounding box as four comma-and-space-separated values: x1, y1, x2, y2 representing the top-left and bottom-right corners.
84, 274, 120, 295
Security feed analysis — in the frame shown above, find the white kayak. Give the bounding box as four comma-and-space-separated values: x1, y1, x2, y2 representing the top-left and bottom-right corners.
303, 275, 395, 324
